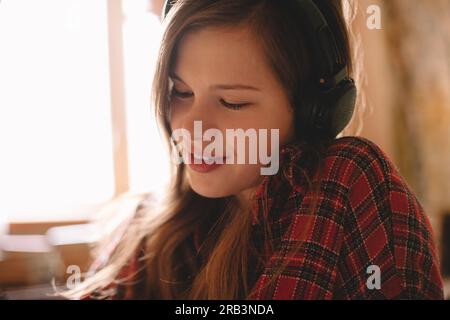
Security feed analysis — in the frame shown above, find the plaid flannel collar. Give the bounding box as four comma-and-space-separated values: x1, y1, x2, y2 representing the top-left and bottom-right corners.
250, 141, 307, 226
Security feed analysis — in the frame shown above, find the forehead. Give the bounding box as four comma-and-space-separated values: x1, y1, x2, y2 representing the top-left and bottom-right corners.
172, 26, 274, 87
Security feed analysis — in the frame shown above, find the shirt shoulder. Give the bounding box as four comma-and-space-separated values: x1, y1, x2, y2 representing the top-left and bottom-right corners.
270, 135, 397, 228
275, 135, 396, 197
324, 137, 443, 299
250, 136, 444, 299
321, 136, 396, 189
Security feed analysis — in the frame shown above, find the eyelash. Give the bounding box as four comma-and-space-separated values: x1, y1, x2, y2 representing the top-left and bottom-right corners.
171, 88, 248, 110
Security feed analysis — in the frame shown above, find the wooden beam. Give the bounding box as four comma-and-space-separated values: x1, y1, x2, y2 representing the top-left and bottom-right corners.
107, 0, 130, 196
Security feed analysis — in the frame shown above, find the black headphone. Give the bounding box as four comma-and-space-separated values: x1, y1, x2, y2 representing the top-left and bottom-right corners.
162, 0, 356, 140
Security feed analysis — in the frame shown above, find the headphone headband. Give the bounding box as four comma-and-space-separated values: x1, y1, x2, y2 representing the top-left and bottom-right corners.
163, 0, 173, 18
296, 0, 346, 85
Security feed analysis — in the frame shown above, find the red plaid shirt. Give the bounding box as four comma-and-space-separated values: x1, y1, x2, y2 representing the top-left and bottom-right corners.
106, 136, 444, 299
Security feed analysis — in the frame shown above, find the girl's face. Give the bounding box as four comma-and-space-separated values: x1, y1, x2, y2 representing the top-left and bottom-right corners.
169, 26, 295, 203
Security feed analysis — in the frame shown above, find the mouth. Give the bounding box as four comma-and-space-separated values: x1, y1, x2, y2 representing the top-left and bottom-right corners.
190, 151, 226, 163
187, 152, 227, 173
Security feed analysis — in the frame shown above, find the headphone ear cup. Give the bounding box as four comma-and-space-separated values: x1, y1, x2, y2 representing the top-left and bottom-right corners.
327, 79, 357, 137
297, 79, 356, 140
295, 91, 318, 140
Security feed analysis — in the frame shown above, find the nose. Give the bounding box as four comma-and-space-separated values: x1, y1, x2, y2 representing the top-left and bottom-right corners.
174, 97, 218, 152
180, 97, 215, 129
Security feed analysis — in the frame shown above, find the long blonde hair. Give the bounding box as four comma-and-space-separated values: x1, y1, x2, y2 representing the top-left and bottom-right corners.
64, 0, 360, 299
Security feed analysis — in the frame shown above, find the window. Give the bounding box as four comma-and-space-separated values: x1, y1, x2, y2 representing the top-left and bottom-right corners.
0, 0, 168, 223
122, 0, 169, 195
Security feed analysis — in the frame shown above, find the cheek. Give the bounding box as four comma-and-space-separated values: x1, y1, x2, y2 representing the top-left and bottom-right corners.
168, 103, 183, 130
242, 106, 294, 152
265, 100, 295, 145
234, 164, 263, 188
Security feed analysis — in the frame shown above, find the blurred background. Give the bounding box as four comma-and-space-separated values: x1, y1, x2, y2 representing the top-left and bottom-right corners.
0, 0, 449, 299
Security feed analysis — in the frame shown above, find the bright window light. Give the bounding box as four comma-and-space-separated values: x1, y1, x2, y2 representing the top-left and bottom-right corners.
0, 0, 169, 223
0, 0, 114, 222
122, 0, 169, 195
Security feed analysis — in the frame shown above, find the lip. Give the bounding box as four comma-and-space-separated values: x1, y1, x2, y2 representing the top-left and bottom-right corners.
188, 152, 226, 173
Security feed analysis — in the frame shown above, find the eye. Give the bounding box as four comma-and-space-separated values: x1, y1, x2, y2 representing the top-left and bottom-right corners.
171, 87, 249, 110
219, 99, 249, 110
172, 88, 193, 99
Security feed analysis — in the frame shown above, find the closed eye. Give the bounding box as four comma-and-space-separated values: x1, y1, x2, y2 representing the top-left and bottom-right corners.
219, 99, 250, 110
172, 88, 193, 99
172, 88, 249, 110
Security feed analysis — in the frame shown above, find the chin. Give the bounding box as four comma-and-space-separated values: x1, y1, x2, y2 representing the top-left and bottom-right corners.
186, 169, 232, 198
189, 183, 229, 198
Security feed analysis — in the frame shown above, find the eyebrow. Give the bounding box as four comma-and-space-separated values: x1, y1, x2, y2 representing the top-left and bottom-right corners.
170, 72, 261, 91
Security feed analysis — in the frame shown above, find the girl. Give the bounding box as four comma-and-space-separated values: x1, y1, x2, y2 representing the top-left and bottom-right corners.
69, 0, 443, 299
